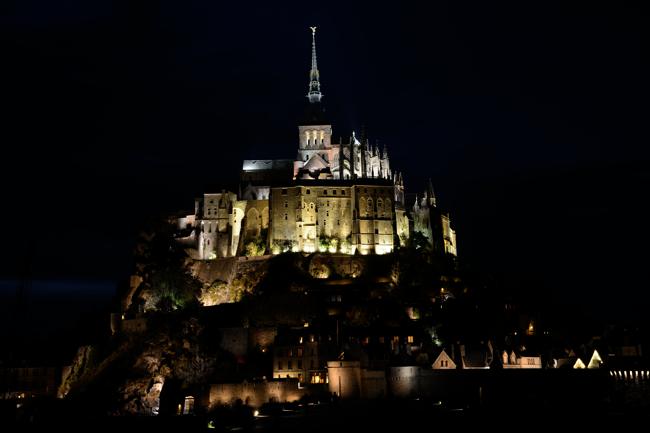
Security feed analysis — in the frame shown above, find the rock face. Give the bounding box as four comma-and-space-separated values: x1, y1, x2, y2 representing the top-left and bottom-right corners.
58, 345, 96, 398
64, 316, 225, 416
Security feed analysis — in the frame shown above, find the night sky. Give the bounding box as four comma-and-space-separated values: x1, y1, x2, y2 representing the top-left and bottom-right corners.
2, 0, 650, 342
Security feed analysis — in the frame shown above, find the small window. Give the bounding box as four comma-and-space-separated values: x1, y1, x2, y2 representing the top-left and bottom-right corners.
323, 190, 327, 195
282, 189, 288, 195
284, 214, 288, 220
288, 361, 293, 370
284, 201, 288, 208
407, 335, 414, 343
375, 228, 379, 234
306, 189, 311, 195
341, 190, 346, 195
333, 190, 337, 195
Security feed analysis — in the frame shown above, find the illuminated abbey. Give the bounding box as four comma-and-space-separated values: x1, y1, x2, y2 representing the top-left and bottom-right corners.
176, 28, 457, 258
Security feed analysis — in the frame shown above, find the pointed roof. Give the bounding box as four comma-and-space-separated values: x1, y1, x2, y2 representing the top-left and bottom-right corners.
302, 153, 329, 172
573, 358, 586, 369
307, 26, 322, 104
432, 348, 457, 369
426, 179, 437, 207
587, 350, 603, 369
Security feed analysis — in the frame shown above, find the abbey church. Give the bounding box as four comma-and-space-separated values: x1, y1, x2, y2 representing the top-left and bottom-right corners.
176, 28, 457, 259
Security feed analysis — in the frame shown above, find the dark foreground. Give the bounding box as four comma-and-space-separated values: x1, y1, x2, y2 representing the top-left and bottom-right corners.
3, 397, 650, 432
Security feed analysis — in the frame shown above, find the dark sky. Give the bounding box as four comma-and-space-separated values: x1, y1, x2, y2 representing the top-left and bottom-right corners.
1, 1, 649, 325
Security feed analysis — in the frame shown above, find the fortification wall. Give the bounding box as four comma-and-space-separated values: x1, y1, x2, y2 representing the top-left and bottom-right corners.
209, 380, 306, 408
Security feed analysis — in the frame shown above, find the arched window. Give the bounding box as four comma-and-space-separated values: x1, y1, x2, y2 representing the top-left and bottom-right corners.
377, 198, 383, 215
385, 198, 391, 213
367, 198, 373, 214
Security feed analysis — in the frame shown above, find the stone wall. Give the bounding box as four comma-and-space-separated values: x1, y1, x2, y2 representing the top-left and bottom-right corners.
209, 380, 307, 408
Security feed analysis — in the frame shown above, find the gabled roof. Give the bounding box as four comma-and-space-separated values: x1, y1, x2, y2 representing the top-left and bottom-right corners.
302, 153, 330, 171
432, 348, 457, 369
587, 350, 603, 369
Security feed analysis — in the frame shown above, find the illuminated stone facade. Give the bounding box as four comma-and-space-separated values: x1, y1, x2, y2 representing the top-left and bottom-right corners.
176, 28, 455, 260
269, 182, 396, 255
412, 182, 458, 256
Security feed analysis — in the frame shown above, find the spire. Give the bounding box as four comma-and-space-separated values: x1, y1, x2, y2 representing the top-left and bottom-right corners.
307, 26, 322, 103
427, 178, 437, 207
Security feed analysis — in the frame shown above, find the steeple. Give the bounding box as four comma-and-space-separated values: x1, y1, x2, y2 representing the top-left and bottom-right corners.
426, 178, 437, 207
307, 26, 322, 103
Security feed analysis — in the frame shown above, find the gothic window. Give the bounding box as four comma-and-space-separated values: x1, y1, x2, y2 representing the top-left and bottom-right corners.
377, 198, 383, 215
284, 201, 288, 208
367, 198, 373, 214
306, 189, 310, 195
284, 214, 288, 220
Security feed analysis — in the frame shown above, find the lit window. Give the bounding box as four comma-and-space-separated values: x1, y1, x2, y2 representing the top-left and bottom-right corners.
407, 336, 414, 343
